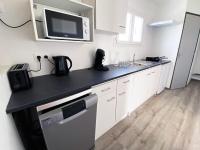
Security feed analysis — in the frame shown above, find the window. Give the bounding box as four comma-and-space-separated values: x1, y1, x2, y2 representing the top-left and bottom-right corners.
118, 13, 144, 43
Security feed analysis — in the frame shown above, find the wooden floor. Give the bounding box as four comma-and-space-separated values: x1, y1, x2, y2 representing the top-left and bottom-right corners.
95, 80, 200, 150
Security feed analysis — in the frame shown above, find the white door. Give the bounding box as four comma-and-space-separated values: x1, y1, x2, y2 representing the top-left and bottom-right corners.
171, 14, 200, 89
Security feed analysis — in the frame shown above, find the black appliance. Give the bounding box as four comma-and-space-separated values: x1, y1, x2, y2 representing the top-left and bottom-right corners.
53, 56, 72, 76
146, 56, 167, 62
7, 64, 32, 92
94, 49, 109, 71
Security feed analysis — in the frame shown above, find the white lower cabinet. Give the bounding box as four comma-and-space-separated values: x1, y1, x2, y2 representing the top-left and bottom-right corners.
116, 75, 132, 123
130, 66, 162, 113
157, 63, 171, 94
92, 63, 171, 139
147, 66, 162, 97
92, 80, 117, 139
131, 70, 148, 110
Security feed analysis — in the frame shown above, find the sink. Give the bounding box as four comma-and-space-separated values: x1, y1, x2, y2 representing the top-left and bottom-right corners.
108, 62, 145, 70
108, 60, 154, 70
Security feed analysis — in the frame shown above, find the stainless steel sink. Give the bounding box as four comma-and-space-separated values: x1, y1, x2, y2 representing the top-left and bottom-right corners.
109, 61, 146, 70
108, 60, 154, 70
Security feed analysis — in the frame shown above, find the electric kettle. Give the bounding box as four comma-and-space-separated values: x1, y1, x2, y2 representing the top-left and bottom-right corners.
53, 56, 72, 76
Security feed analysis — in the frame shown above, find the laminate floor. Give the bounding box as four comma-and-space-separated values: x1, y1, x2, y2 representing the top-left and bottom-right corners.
95, 80, 200, 150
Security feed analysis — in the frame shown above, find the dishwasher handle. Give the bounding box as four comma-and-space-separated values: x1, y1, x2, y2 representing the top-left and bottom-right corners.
59, 109, 87, 125
59, 94, 97, 125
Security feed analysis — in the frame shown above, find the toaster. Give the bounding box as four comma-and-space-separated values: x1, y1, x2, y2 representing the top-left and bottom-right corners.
7, 64, 32, 92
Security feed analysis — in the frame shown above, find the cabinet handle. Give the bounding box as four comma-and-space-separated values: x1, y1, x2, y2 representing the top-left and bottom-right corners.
107, 97, 115, 102
147, 73, 151, 76
101, 87, 111, 92
123, 80, 130, 84
152, 72, 155, 74
119, 26, 126, 28
118, 92, 126, 96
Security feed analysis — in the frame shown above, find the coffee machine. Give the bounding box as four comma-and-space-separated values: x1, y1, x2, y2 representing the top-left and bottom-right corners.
94, 49, 109, 71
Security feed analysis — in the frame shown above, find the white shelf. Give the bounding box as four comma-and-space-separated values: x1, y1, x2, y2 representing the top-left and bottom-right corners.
149, 20, 180, 27
30, 0, 94, 43
33, 0, 92, 13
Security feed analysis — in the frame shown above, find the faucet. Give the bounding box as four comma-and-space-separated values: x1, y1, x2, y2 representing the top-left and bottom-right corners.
133, 53, 136, 63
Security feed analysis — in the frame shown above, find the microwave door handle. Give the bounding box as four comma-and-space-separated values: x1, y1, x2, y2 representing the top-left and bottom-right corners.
58, 109, 87, 125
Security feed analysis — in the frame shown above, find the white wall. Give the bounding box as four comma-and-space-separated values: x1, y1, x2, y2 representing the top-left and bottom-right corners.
192, 40, 200, 74
186, 0, 200, 81
187, 0, 200, 15
151, 0, 188, 87
0, 66, 24, 150
0, 0, 157, 150
0, 0, 156, 77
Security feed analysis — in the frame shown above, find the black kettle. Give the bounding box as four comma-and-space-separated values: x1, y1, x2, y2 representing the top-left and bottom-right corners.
53, 56, 72, 76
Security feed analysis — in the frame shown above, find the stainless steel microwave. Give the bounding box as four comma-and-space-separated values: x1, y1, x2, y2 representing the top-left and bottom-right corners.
43, 8, 90, 41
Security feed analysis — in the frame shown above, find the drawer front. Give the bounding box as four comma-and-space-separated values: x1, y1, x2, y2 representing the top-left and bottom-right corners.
92, 80, 117, 97
117, 75, 131, 87
117, 75, 132, 93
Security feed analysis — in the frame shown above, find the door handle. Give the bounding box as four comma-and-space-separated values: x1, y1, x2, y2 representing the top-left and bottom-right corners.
107, 97, 115, 102
123, 80, 130, 84
118, 92, 126, 96
119, 26, 126, 28
58, 110, 87, 125
101, 87, 111, 92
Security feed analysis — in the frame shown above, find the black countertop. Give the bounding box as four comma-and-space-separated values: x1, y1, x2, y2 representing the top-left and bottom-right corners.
6, 60, 171, 113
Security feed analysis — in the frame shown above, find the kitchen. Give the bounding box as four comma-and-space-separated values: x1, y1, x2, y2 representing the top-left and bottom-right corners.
1, 0, 200, 150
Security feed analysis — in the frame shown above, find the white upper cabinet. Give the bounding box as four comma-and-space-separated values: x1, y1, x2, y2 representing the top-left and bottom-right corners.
83, 0, 128, 33
113, 0, 128, 33
96, 0, 115, 32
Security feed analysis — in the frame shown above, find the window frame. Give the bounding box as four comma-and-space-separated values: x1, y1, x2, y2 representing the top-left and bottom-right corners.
117, 12, 144, 45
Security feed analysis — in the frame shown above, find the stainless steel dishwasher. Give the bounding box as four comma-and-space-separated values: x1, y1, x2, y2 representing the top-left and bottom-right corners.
37, 90, 97, 150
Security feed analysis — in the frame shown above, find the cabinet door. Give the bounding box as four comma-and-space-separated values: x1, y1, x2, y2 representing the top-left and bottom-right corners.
157, 63, 171, 94
131, 67, 161, 112
92, 80, 117, 139
163, 63, 171, 88
96, 0, 128, 33
116, 75, 132, 123
95, 94, 116, 139
113, 0, 128, 33
96, 0, 115, 32
148, 66, 161, 97
132, 70, 149, 109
